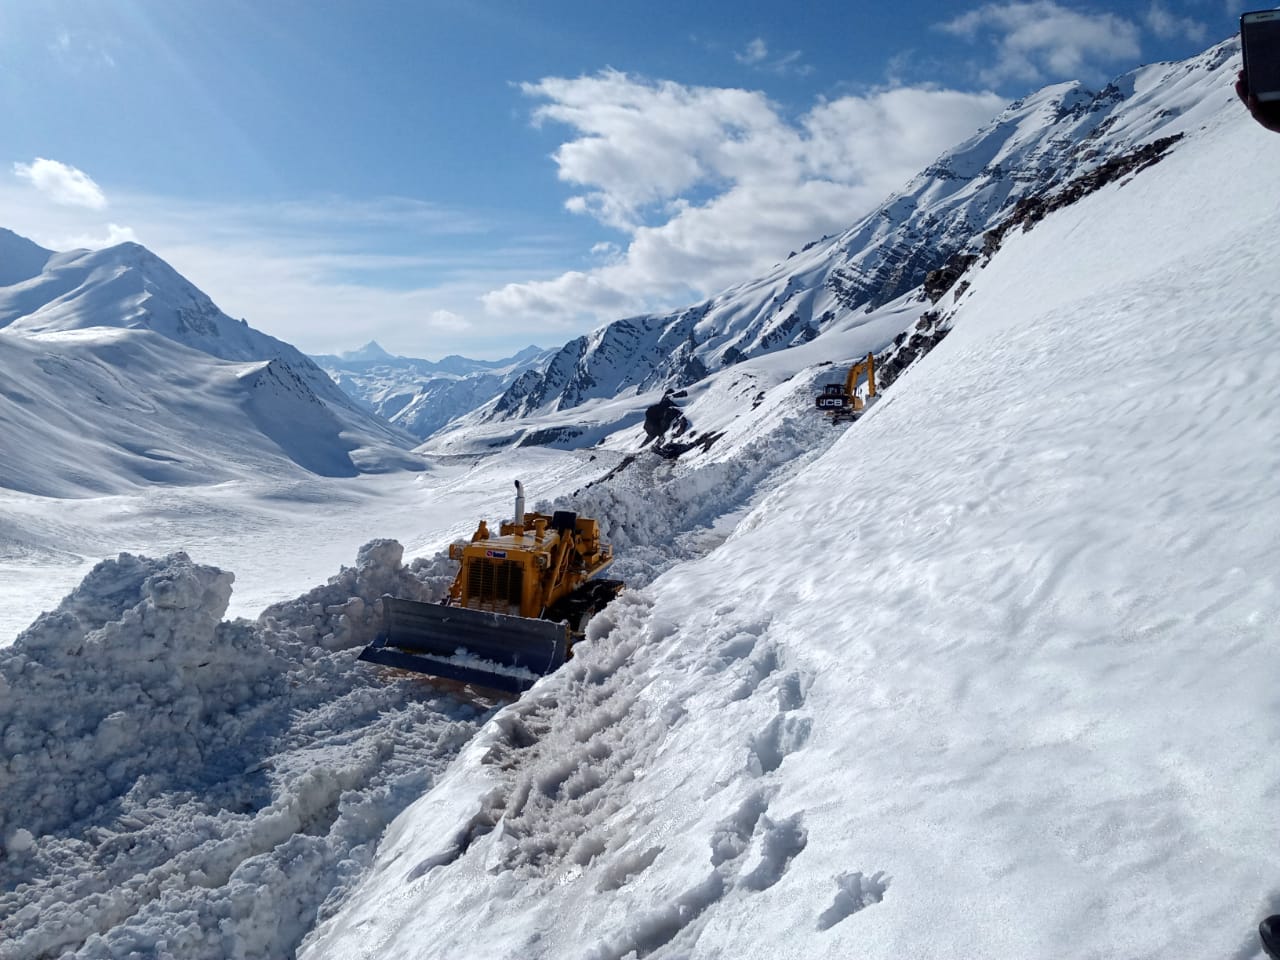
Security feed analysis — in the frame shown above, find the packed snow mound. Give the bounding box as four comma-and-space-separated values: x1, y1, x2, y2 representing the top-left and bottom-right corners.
256, 538, 459, 650
2, 552, 274, 844
0, 541, 492, 960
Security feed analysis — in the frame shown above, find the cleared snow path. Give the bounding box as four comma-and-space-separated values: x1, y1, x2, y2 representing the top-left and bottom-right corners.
0, 371, 846, 958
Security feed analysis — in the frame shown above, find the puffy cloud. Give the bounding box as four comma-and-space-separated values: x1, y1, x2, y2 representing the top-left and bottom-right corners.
941, 1, 1143, 84
62, 223, 139, 249
13, 158, 108, 209
522, 70, 783, 227
1144, 2, 1208, 43
484, 73, 1005, 322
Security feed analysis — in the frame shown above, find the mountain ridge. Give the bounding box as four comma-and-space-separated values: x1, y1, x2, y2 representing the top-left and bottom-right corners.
460, 40, 1237, 432
0, 237, 423, 493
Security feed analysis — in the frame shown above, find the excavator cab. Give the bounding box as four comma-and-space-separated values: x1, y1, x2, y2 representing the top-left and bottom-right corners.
815, 352, 877, 423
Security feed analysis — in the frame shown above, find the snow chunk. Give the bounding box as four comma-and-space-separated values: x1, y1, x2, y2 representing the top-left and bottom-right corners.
5, 828, 34, 855
258, 537, 453, 651
0, 541, 492, 960
0, 552, 277, 843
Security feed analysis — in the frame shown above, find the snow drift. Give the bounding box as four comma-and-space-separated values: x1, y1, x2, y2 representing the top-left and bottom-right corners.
0, 541, 486, 960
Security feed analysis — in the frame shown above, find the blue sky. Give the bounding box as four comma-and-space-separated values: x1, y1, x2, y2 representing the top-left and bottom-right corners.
1, 0, 1247, 358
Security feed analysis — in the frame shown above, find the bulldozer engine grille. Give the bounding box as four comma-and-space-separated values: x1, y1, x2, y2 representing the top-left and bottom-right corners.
467, 558, 524, 610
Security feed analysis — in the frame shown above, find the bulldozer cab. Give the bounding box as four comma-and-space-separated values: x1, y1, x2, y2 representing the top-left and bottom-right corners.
357, 481, 623, 693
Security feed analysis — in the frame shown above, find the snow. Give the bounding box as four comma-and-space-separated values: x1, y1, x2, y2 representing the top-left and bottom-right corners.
300, 63, 1280, 960
4, 38, 1280, 960
0, 540, 495, 960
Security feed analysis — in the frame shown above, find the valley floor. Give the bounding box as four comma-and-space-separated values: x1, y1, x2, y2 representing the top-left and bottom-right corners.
0, 447, 611, 645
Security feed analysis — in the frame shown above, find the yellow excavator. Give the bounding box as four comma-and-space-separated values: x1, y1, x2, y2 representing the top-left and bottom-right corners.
358, 481, 624, 693
815, 352, 877, 423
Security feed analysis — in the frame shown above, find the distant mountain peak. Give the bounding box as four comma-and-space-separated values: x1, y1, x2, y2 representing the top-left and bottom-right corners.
340, 341, 396, 362
0, 228, 57, 288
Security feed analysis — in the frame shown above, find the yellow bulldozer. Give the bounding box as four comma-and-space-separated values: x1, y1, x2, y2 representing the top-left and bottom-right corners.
358, 481, 624, 693
815, 352, 877, 423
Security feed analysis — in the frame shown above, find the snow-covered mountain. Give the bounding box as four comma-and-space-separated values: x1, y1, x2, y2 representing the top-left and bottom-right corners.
0, 235, 423, 494
301, 40, 1280, 960
5, 36, 1280, 960
310, 342, 553, 440
424, 40, 1237, 457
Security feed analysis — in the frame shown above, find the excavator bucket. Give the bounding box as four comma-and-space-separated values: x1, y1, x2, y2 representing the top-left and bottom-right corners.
357, 596, 569, 694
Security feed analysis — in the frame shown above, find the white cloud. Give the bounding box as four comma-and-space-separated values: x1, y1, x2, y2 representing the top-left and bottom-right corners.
0, 183, 569, 359
13, 158, 108, 209
941, 1, 1143, 84
1144, 2, 1208, 43
733, 36, 813, 76
484, 72, 1006, 323
48, 29, 117, 70
61, 223, 138, 249
736, 38, 769, 66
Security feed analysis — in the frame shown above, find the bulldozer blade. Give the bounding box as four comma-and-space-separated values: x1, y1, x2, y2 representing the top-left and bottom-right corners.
356, 596, 569, 694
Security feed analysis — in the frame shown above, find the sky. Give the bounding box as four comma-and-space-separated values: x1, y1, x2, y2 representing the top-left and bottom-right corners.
0, 0, 1249, 359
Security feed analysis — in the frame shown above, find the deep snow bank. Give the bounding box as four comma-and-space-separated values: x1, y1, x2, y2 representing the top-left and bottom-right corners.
0, 541, 490, 960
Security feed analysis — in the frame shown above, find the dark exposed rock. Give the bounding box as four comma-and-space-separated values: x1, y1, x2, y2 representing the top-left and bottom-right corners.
923, 254, 979, 303
982, 134, 1184, 261
643, 396, 690, 444
517, 426, 584, 447
654, 431, 724, 460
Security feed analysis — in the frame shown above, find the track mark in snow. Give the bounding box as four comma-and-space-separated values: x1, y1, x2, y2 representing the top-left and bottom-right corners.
740, 812, 808, 891
709, 790, 773, 866
589, 872, 728, 960
406, 793, 502, 881
776, 669, 811, 711
728, 637, 782, 702
748, 713, 814, 776
594, 845, 663, 893
815, 871, 890, 931
594, 793, 809, 958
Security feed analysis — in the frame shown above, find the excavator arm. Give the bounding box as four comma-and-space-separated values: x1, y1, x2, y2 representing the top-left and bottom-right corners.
815, 352, 877, 422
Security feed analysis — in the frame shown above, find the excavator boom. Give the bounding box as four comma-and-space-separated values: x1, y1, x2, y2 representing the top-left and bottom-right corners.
814, 352, 877, 422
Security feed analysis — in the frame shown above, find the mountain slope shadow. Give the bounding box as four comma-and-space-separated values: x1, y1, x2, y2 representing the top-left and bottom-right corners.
238, 359, 360, 477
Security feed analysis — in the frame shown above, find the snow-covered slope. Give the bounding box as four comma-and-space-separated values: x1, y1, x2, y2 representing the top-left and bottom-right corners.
0, 237, 423, 493
311, 343, 553, 440
0, 228, 55, 287
4, 37, 1280, 960
442, 41, 1237, 449
298, 44, 1280, 960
